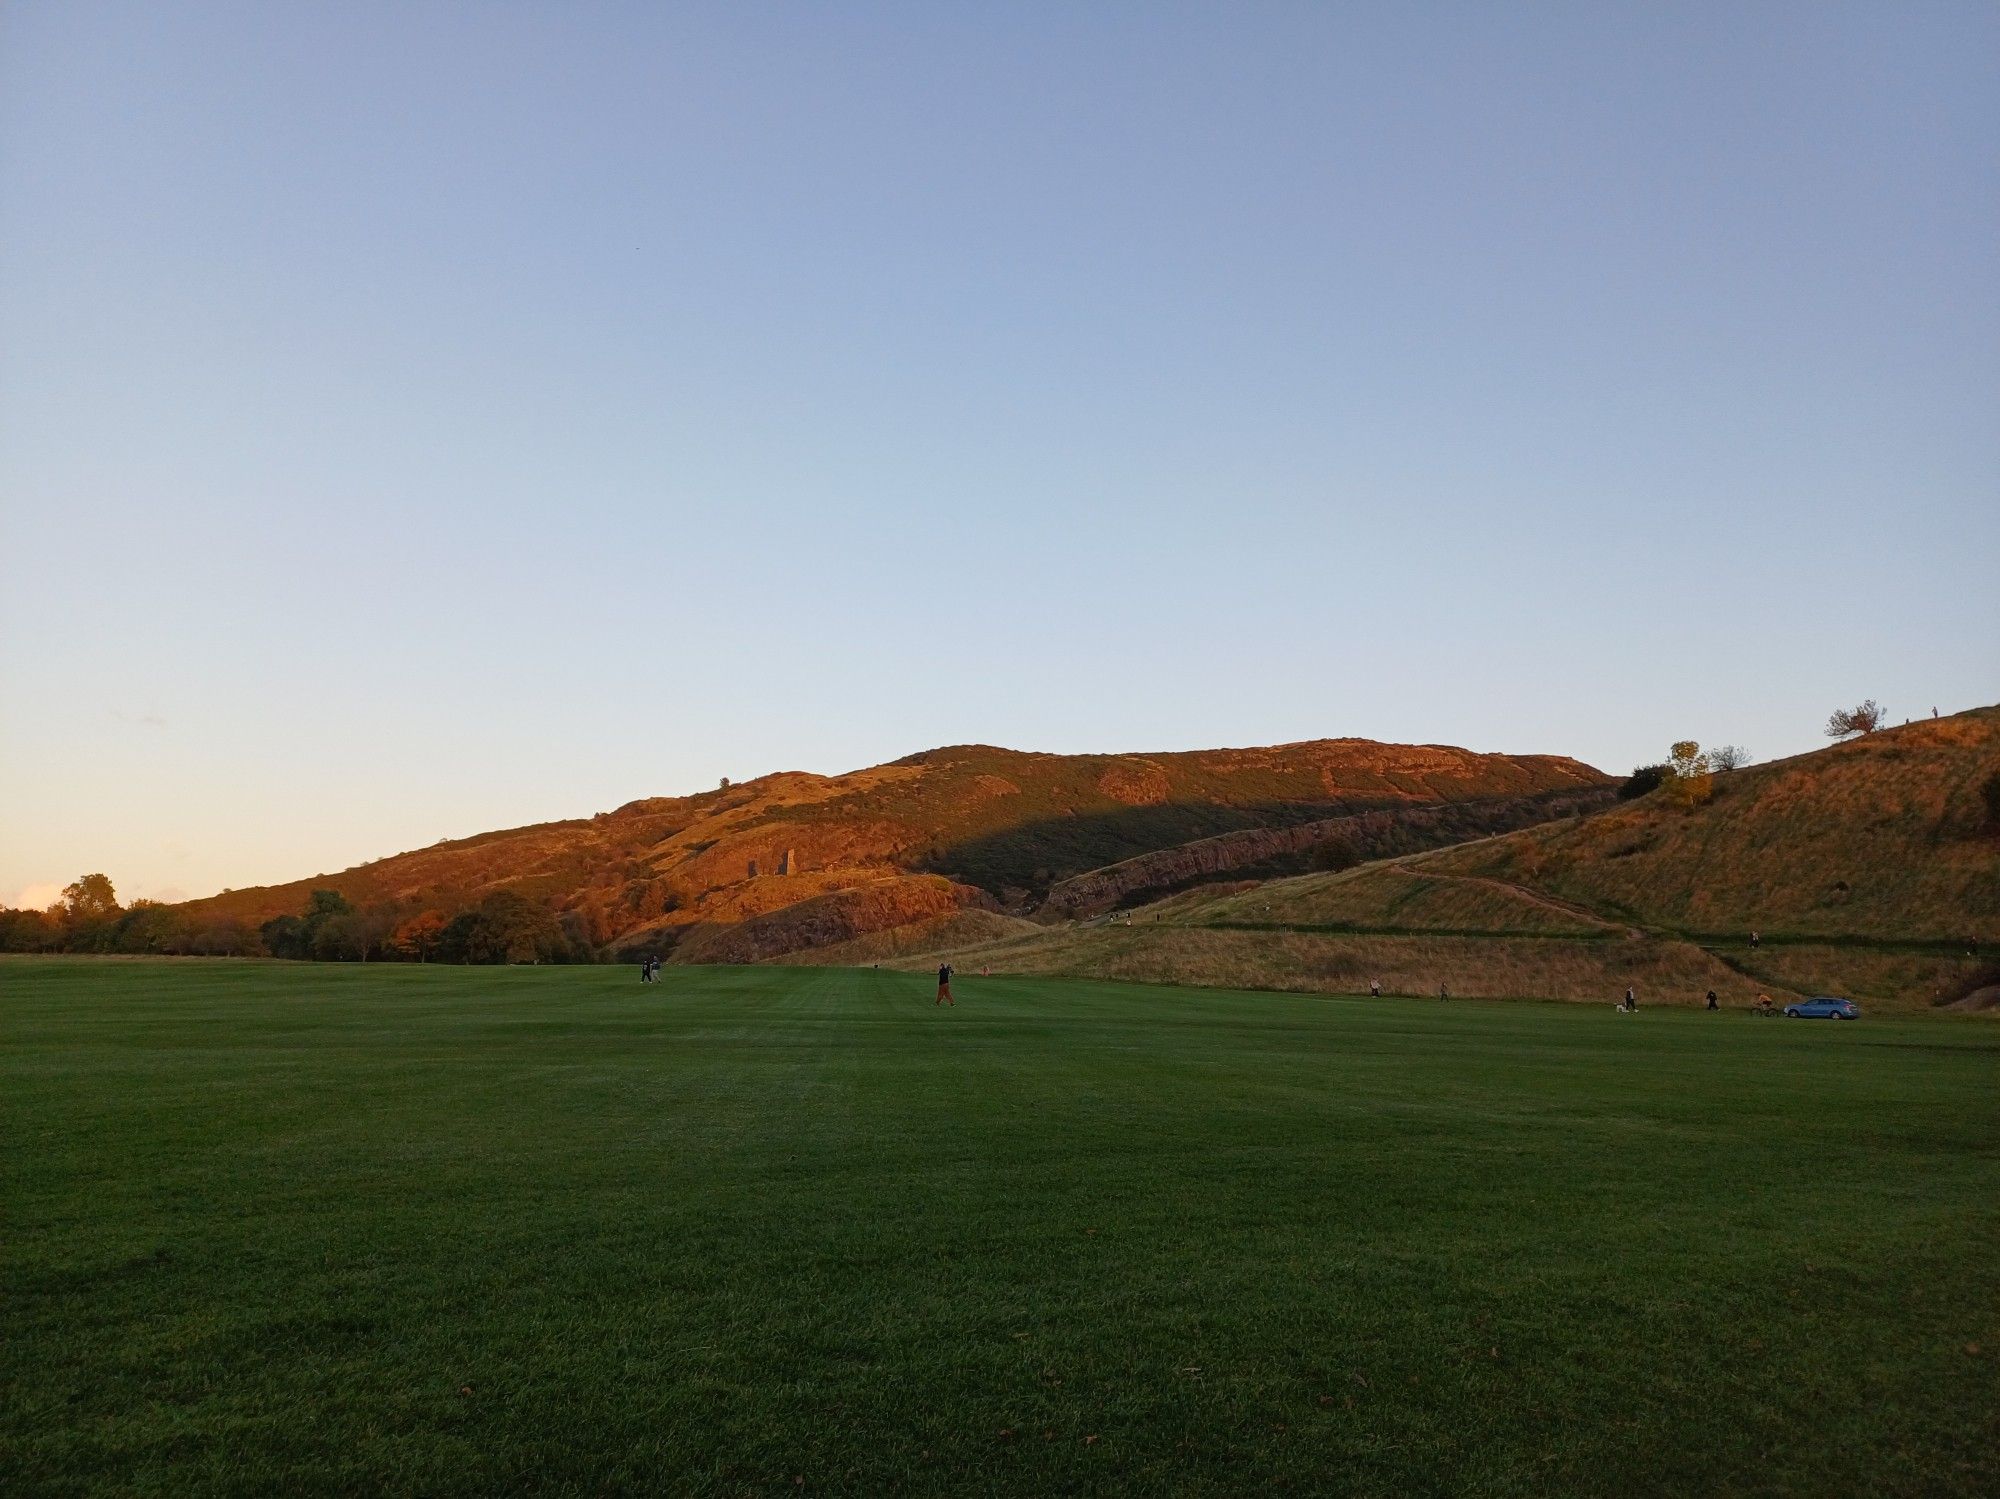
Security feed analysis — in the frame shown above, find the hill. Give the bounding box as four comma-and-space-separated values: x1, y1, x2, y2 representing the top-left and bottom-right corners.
881, 708, 2000, 1008
1419, 705, 2000, 941
162, 738, 1607, 961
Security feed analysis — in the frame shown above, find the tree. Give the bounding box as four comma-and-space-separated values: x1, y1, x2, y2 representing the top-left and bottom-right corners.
61, 873, 120, 924
435, 910, 496, 964
1708, 744, 1750, 772
111, 901, 190, 954
474, 890, 567, 964
0, 906, 56, 952
260, 914, 308, 959
1660, 741, 1713, 809
1826, 700, 1884, 739
391, 910, 447, 962
297, 888, 355, 953
1618, 764, 1668, 801
1309, 831, 1362, 873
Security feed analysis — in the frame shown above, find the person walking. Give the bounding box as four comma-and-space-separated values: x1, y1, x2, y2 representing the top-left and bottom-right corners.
1750, 930, 1760, 951
935, 962, 955, 1006
1438, 982, 1448, 1003
1369, 979, 1381, 998
1625, 987, 1636, 1011
1705, 989, 1718, 1011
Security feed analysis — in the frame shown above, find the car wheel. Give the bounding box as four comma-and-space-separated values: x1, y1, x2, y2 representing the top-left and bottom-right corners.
1784, 1007, 1799, 1018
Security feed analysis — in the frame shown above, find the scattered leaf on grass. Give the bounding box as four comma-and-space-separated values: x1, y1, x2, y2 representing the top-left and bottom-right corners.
1084, 1434, 1100, 1446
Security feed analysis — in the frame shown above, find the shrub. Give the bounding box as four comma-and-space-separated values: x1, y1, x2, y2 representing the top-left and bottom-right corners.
1618, 765, 1667, 801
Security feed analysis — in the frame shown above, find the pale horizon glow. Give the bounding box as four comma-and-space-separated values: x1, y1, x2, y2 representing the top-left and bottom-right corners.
4, 2, 1997, 907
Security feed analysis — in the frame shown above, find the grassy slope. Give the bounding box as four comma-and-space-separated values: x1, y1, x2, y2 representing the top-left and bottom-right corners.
1192, 863, 1605, 935
905, 922, 1770, 1005
1424, 706, 2000, 941
902, 708, 2000, 1008
3, 960, 1995, 1497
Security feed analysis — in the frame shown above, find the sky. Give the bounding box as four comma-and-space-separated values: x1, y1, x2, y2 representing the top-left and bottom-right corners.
3, 2, 1996, 909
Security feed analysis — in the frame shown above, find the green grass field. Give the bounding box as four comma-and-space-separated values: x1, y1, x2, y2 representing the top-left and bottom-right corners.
5, 960, 1997, 1496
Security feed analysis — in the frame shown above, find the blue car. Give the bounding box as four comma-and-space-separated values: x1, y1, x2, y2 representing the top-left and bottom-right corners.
1784, 995, 1860, 1020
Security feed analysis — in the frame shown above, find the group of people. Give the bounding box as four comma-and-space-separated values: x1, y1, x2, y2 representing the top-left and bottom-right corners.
639, 954, 663, 982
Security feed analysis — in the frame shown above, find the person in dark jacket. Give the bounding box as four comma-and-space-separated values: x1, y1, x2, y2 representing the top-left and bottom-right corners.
935, 963, 954, 1006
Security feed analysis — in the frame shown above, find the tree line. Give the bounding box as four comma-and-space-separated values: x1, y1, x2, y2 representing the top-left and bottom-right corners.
0, 876, 601, 964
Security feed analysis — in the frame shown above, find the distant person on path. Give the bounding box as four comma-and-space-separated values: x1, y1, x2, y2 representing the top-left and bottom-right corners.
1705, 990, 1718, 1011
936, 963, 955, 1006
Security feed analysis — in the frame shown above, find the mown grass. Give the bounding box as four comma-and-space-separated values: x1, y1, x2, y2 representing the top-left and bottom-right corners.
4, 959, 1997, 1497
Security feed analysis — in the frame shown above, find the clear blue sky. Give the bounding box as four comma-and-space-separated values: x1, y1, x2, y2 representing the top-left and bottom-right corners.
3, 2, 1996, 907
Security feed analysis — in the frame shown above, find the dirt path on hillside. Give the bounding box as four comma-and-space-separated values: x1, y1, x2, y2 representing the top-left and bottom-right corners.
1390, 862, 1634, 935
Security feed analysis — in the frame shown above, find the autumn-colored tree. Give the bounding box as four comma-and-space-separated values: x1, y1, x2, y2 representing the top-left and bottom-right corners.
61, 873, 120, 924
1661, 741, 1714, 809
1826, 700, 1884, 739
391, 910, 447, 962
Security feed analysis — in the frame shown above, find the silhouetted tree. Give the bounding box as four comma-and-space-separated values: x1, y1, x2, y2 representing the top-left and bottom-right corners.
61, 873, 120, 924
1826, 700, 1884, 739
1708, 744, 1750, 772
